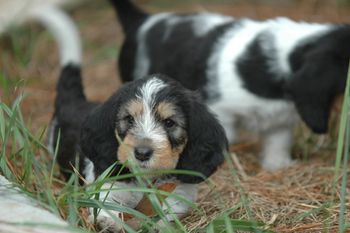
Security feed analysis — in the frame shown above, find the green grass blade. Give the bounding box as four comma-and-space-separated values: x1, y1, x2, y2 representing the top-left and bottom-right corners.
339, 117, 350, 233
0, 103, 5, 141
334, 63, 350, 180
334, 63, 350, 233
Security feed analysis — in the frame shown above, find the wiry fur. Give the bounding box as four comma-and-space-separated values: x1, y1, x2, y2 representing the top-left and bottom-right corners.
49, 64, 97, 178
80, 75, 227, 183
33, 5, 227, 231
61, 75, 227, 230
110, 0, 350, 170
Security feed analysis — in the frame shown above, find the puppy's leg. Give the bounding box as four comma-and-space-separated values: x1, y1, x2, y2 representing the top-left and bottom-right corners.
88, 181, 143, 233
47, 117, 58, 155
210, 106, 236, 143
154, 183, 197, 230
260, 126, 295, 171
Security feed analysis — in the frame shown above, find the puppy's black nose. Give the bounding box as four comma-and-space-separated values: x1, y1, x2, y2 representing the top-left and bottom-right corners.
134, 146, 153, 161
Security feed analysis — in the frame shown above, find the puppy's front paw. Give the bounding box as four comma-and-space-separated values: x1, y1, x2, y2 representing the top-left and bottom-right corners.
151, 219, 174, 233
88, 214, 122, 233
261, 152, 295, 171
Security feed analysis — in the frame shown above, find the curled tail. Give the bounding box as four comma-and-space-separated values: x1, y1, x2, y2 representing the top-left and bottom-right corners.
109, 0, 148, 34
29, 5, 85, 105
29, 5, 87, 174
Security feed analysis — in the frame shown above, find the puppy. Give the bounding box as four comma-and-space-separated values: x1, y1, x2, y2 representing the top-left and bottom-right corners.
109, 0, 350, 171
33, 5, 227, 232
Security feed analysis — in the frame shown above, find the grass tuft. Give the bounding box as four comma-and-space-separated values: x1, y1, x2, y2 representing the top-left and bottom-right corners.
335, 64, 350, 233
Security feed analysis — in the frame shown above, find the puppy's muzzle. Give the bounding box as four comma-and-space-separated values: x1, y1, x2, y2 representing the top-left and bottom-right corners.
134, 145, 153, 161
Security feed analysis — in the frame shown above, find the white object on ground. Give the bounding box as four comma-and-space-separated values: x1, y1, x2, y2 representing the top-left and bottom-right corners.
0, 175, 78, 233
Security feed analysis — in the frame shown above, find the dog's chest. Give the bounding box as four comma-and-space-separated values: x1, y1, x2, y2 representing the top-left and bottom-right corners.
210, 81, 299, 131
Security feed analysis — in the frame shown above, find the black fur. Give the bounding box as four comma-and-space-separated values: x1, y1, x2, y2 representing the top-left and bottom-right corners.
52, 68, 227, 183
78, 81, 138, 176
110, 0, 148, 83
149, 76, 228, 182
109, 0, 235, 101
234, 24, 350, 133
119, 14, 236, 101
108, 0, 148, 34
286, 25, 350, 133
145, 17, 236, 101
175, 92, 227, 183
110, 0, 350, 135
80, 76, 227, 183
50, 64, 98, 178
237, 31, 286, 99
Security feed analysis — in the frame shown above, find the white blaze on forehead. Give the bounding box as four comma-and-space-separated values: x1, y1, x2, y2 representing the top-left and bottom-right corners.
136, 78, 167, 143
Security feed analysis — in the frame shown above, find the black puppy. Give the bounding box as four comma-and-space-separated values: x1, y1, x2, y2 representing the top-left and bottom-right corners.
110, 0, 350, 171
34, 5, 227, 232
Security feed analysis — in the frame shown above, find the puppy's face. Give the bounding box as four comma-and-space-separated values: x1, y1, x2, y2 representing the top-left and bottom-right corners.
115, 77, 188, 171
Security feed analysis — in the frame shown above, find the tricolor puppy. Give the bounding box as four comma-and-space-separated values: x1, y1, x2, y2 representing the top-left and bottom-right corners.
80, 74, 227, 231
110, 0, 350, 171
33, 5, 227, 232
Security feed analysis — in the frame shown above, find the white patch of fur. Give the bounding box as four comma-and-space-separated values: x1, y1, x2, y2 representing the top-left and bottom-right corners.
162, 15, 181, 41
134, 13, 172, 79
82, 157, 95, 184
205, 22, 238, 102
47, 117, 57, 155
30, 4, 81, 66
134, 12, 232, 79
161, 183, 198, 221
192, 12, 232, 37
162, 13, 231, 41
88, 179, 195, 229
136, 77, 167, 143
87, 214, 122, 232
87, 181, 143, 232
260, 127, 295, 171
99, 181, 143, 208
262, 17, 331, 75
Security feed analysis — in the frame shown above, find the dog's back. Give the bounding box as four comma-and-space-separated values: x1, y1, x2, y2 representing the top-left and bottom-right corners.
111, 0, 350, 133
110, 0, 350, 170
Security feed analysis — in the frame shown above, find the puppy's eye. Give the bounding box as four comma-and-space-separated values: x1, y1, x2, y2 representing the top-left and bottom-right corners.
125, 115, 134, 126
163, 119, 175, 128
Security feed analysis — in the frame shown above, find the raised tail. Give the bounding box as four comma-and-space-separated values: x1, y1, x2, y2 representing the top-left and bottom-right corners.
29, 5, 87, 174
109, 0, 148, 34
29, 5, 85, 105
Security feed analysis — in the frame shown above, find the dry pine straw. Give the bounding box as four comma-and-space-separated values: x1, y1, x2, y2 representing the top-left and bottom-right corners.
182, 151, 350, 233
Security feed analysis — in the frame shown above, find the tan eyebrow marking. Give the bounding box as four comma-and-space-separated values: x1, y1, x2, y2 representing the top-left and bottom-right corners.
156, 101, 177, 119
126, 99, 144, 118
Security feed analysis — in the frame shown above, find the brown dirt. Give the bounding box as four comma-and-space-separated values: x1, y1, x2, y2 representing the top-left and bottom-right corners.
1, 0, 349, 232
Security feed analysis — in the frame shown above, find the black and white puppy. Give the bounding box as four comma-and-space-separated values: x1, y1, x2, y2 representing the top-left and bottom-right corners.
110, 0, 350, 171
33, 5, 227, 232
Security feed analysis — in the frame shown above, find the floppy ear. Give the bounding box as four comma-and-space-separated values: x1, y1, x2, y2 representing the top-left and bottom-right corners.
290, 95, 331, 134
175, 93, 228, 184
285, 56, 347, 134
79, 102, 120, 175
78, 87, 136, 177
286, 78, 331, 134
